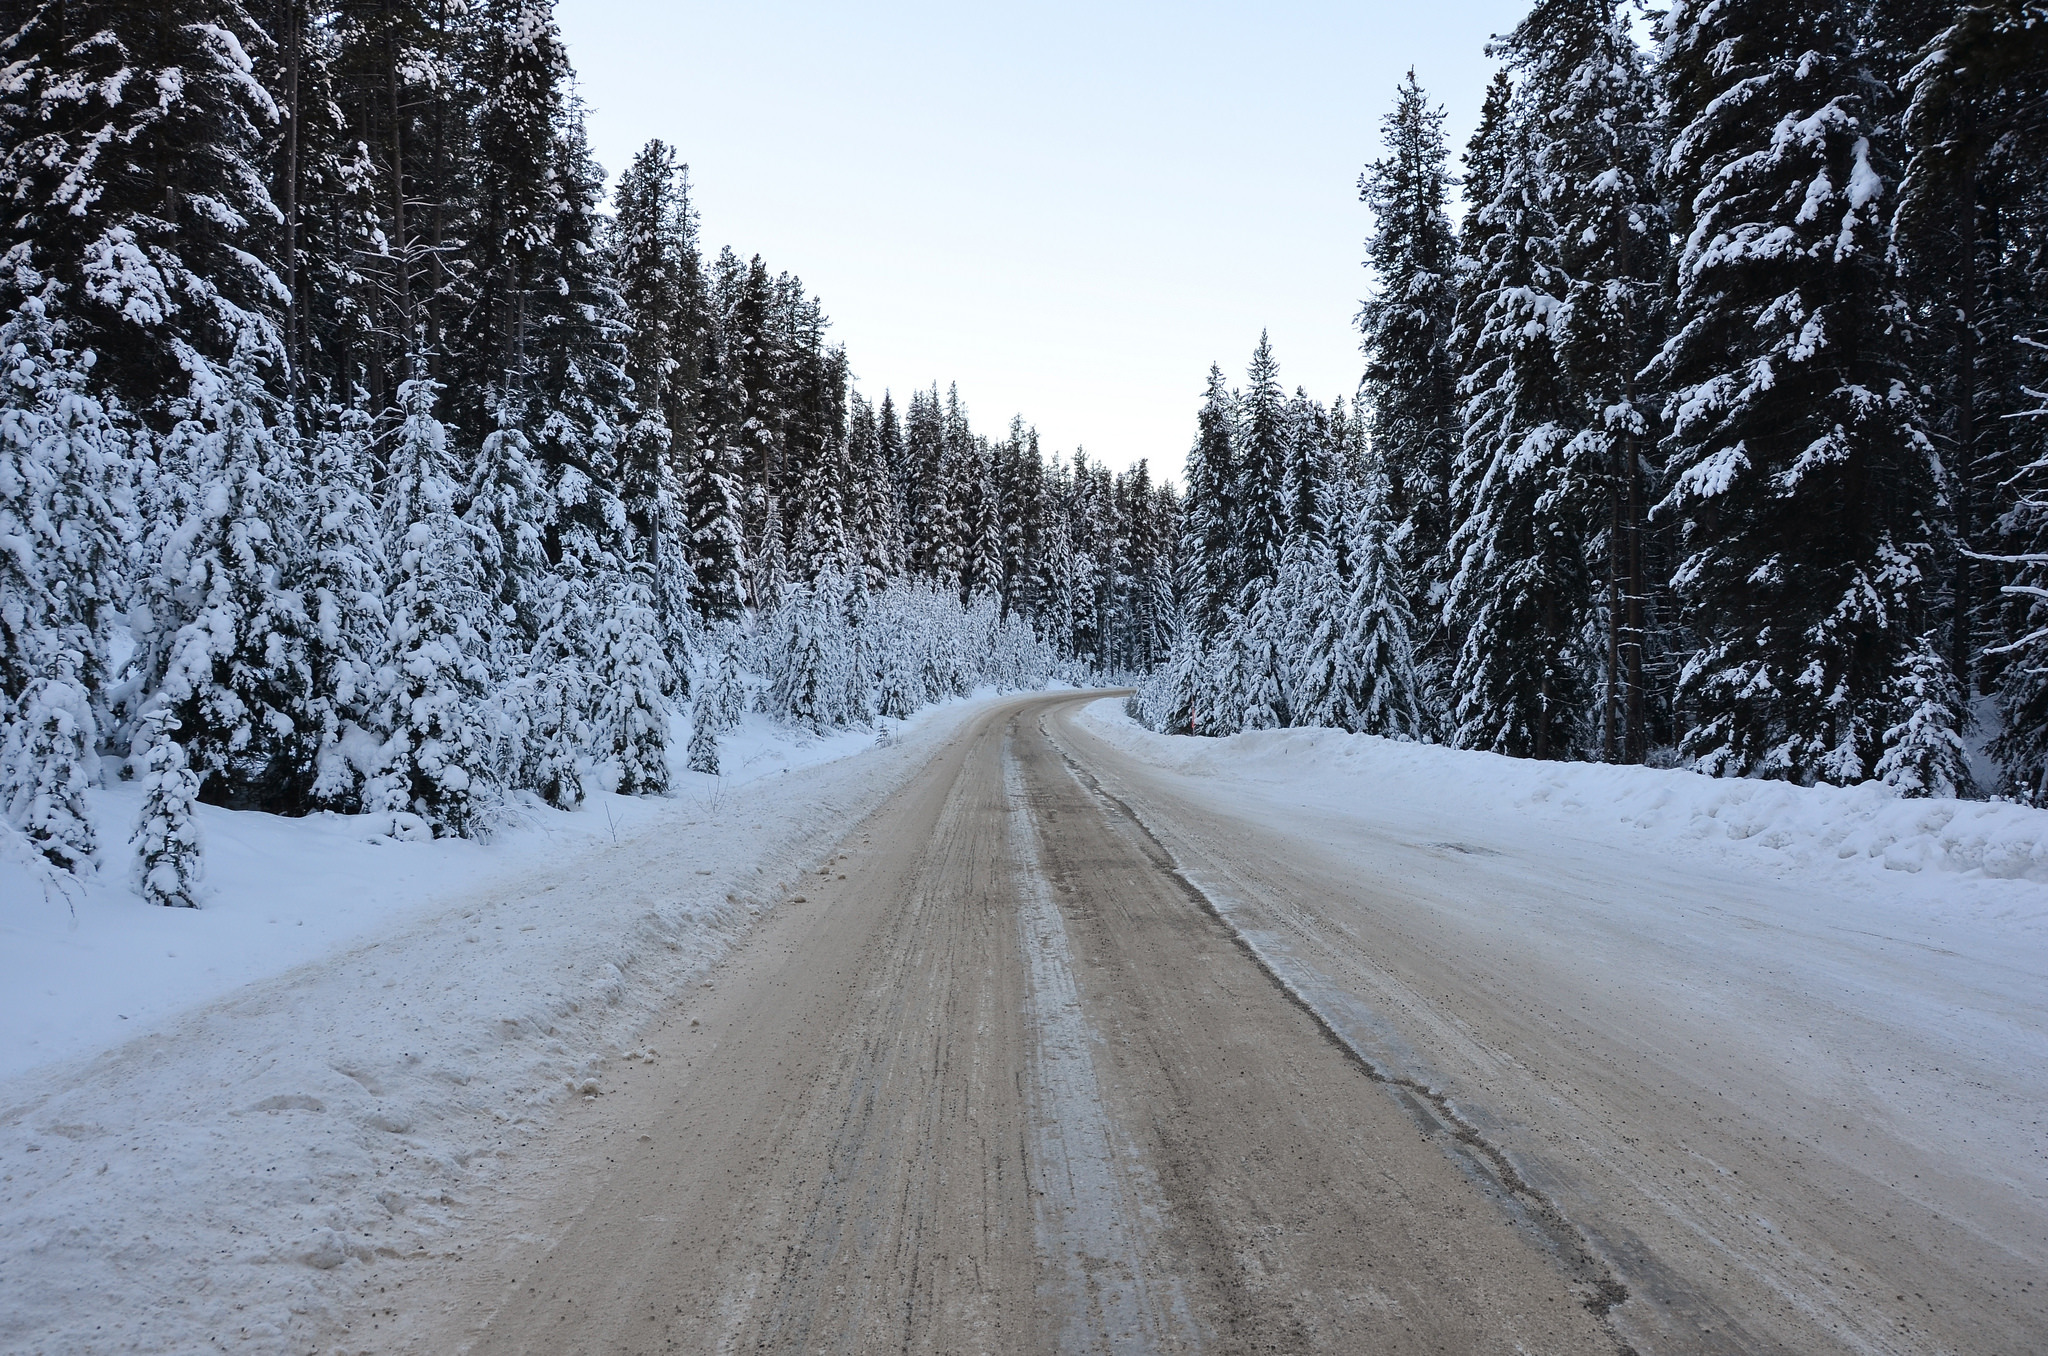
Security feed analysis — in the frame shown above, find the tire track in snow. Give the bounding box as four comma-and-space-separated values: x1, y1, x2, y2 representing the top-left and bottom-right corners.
1005, 733, 1199, 1354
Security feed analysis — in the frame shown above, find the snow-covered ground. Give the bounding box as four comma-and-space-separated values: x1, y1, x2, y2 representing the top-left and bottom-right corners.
1072, 700, 2048, 1351
0, 695, 1009, 1355
1087, 699, 2048, 921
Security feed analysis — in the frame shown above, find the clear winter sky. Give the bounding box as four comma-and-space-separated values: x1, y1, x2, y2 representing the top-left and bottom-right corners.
555, 0, 1527, 480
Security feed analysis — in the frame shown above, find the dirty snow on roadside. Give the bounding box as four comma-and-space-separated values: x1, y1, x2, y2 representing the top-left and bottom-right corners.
0, 697, 1005, 1356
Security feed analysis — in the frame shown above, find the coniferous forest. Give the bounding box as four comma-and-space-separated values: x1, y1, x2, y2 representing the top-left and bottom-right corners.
1142, 0, 2048, 808
4, 0, 2047, 903
0, 0, 1178, 891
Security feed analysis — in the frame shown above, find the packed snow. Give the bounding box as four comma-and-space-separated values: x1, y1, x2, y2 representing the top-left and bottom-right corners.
1086, 699, 2048, 918
0, 695, 1009, 1355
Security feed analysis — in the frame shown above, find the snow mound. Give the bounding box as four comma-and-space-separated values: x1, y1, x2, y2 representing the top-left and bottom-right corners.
1082, 701, 2048, 888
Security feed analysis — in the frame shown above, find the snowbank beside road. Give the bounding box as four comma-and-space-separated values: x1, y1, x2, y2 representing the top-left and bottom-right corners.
0, 695, 1009, 1356
0, 706, 914, 1085
1081, 700, 2048, 914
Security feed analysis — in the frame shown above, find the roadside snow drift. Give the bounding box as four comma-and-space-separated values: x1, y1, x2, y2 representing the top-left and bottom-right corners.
1087, 700, 2048, 906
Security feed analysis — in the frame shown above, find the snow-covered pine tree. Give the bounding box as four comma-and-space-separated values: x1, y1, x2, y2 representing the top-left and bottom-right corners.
466, 401, 555, 663
446, 0, 570, 441
1331, 473, 1425, 738
1181, 365, 1239, 638
928, 385, 975, 590
1444, 75, 1593, 760
1651, 0, 1955, 785
1273, 395, 1340, 723
1274, 526, 1344, 728
131, 709, 203, 907
0, 0, 285, 419
611, 141, 707, 644
846, 392, 900, 592
1358, 70, 1462, 652
0, 279, 131, 739
1898, 0, 2048, 789
960, 438, 1006, 607
1499, 0, 1669, 763
593, 564, 675, 795
299, 415, 388, 811
4, 662, 97, 873
518, 558, 595, 810
148, 348, 316, 808
685, 628, 747, 774
684, 414, 748, 621
1875, 638, 1973, 797
1234, 335, 1290, 600
764, 581, 848, 733
370, 379, 499, 838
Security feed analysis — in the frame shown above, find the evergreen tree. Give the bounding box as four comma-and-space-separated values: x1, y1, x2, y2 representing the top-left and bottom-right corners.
0, 0, 285, 418
1445, 81, 1591, 759
1234, 334, 1289, 596
4, 663, 97, 873
684, 629, 746, 774
1181, 365, 1239, 637
1358, 71, 1462, 641
1651, 0, 1955, 785
370, 380, 498, 837
149, 352, 315, 807
298, 416, 387, 810
593, 565, 674, 795
1331, 478, 1425, 738
132, 710, 203, 907
0, 282, 131, 727
1499, 0, 1669, 763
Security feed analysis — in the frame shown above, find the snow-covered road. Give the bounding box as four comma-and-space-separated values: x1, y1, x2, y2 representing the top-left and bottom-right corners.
4, 692, 2043, 1354
0, 696, 1018, 1355
1069, 700, 2048, 1354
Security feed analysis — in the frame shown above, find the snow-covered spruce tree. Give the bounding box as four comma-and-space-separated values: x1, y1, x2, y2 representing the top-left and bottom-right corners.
610, 139, 696, 622
686, 629, 747, 774
147, 349, 316, 808
1444, 86, 1594, 760
299, 415, 387, 811
517, 560, 595, 811
1234, 335, 1290, 598
593, 565, 675, 795
1897, 0, 2048, 790
445, 0, 570, 443
835, 572, 878, 724
1875, 639, 1973, 798
1499, 0, 1669, 763
846, 392, 902, 592
1650, 0, 1956, 787
1358, 70, 1462, 655
131, 710, 203, 908
0, 0, 284, 420
763, 582, 822, 732
1180, 365, 1239, 640
369, 380, 499, 838
0, 279, 132, 734
4, 663, 97, 873
1275, 527, 1345, 728
1332, 475, 1425, 739
466, 402, 555, 662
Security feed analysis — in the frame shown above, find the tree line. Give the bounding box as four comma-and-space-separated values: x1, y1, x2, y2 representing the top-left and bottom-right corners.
1148, 0, 2048, 802
0, 0, 1179, 892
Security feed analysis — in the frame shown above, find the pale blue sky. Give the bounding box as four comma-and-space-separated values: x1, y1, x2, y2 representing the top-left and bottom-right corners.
555, 0, 1526, 477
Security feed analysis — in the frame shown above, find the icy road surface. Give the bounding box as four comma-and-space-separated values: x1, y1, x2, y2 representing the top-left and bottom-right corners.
395, 693, 2044, 1355
7, 692, 2042, 1354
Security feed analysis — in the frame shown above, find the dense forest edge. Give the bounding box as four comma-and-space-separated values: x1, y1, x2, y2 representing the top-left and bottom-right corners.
4, 0, 2047, 906
1137, 0, 2048, 807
